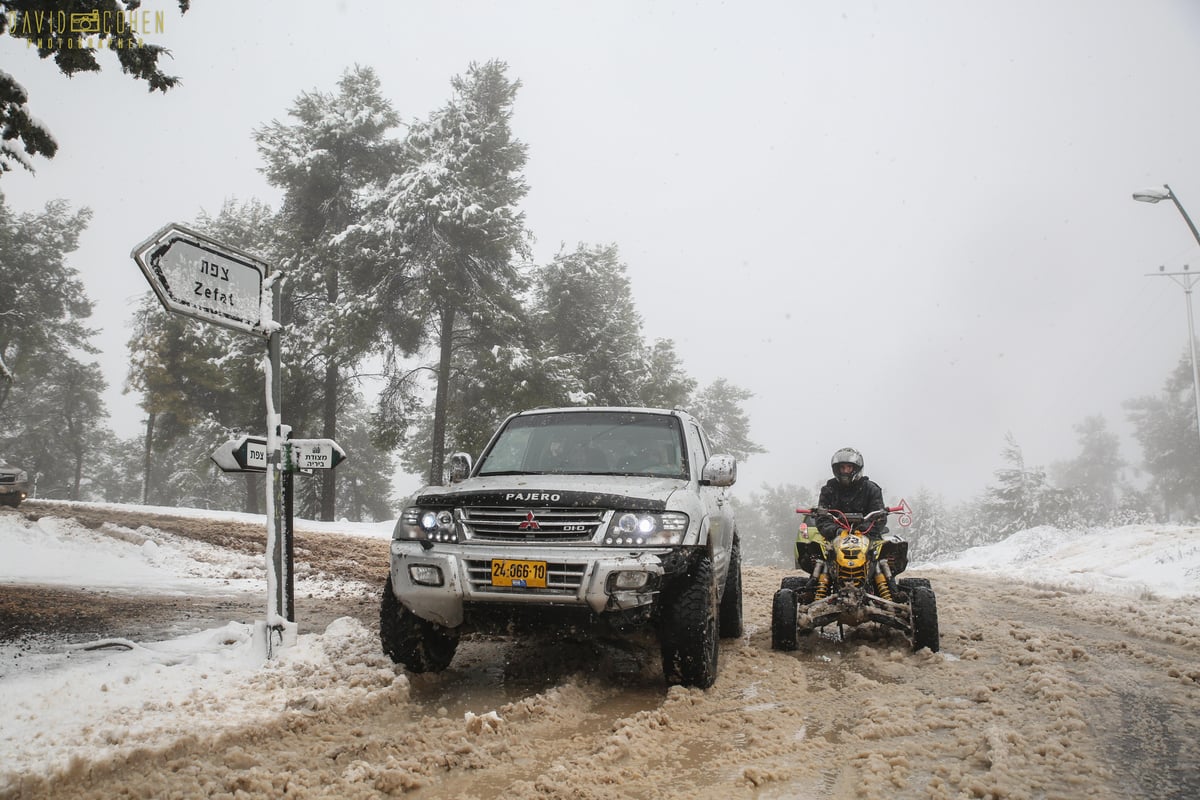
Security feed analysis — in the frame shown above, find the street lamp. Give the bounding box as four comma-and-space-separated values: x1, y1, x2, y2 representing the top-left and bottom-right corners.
1133, 183, 1200, 456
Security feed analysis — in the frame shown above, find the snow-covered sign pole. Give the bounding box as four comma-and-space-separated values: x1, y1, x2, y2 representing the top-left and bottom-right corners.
132, 223, 294, 659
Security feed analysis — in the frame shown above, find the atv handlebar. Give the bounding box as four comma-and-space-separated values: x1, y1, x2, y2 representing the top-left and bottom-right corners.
795, 504, 906, 534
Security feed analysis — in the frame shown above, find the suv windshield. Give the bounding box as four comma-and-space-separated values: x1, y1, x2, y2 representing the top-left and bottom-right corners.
477, 411, 689, 479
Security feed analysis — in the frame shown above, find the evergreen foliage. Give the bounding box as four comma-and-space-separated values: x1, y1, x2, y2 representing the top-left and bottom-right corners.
730, 483, 813, 566
255, 66, 402, 519
375, 60, 531, 485
688, 378, 766, 462
0, 0, 190, 175
1124, 352, 1200, 520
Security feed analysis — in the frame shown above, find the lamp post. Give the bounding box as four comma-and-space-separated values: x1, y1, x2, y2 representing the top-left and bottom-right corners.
1133, 184, 1200, 454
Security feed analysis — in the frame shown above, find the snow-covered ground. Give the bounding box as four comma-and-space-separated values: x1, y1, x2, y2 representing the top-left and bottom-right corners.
1, 502, 1198, 794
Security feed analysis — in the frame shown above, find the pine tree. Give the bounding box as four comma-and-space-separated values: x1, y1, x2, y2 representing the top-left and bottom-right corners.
534, 244, 648, 405
4, 357, 109, 500
255, 66, 401, 518
379, 60, 531, 485
731, 482, 814, 566
1, 1, 190, 175
1125, 352, 1200, 520
0, 192, 95, 414
979, 432, 1054, 539
1048, 415, 1125, 512
688, 378, 766, 462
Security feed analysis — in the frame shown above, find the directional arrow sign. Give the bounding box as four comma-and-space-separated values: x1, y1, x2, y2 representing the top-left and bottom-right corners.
132, 223, 271, 336
286, 439, 346, 471
211, 435, 268, 473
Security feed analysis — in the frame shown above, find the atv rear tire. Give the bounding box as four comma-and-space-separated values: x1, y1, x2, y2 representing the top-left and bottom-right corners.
661, 554, 720, 689
380, 575, 460, 673
910, 585, 940, 653
771, 588, 798, 651
719, 538, 743, 639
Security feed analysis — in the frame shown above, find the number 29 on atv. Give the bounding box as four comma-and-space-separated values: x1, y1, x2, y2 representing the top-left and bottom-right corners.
771, 503, 940, 653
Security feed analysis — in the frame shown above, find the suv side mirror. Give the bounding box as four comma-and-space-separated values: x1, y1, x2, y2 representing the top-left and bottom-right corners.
448, 452, 473, 484
700, 454, 736, 487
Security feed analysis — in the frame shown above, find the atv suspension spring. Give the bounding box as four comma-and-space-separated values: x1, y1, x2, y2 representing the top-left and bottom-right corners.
814, 573, 830, 600
874, 573, 893, 601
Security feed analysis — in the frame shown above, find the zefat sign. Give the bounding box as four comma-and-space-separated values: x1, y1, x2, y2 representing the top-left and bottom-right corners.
131, 223, 270, 336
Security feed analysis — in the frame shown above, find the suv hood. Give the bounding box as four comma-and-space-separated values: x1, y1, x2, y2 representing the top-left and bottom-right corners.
414, 473, 689, 512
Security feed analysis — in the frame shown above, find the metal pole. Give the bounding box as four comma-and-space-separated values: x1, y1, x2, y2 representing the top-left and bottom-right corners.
1147, 269, 1200, 455
1138, 185, 1200, 458
1183, 278, 1200, 447
1164, 184, 1200, 252
265, 276, 287, 657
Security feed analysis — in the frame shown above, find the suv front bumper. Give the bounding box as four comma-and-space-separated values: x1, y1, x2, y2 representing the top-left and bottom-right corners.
389, 542, 678, 628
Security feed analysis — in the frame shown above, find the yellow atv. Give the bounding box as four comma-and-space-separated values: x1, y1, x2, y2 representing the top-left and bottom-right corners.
772, 504, 938, 652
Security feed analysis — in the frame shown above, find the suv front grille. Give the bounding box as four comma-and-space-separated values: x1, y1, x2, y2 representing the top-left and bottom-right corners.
462, 507, 605, 543
464, 559, 587, 595
0, 475, 14, 484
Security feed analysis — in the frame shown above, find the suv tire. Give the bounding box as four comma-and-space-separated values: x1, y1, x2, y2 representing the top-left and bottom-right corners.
380, 576, 459, 673
718, 538, 743, 638
660, 554, 719, 689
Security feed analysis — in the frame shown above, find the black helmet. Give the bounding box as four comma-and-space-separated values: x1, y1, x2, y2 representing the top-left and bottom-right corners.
831, 447, 864, 486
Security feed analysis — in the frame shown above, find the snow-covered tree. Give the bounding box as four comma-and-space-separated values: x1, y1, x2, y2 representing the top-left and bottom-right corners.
372, 60, 531, 485
4, 357, 109, 500
1049, 415, 1126, 512
731, 482, 814, 566
1, 1, 190, 175
978, 432, 1058, 539
534, 243, 648, 405
256, 65, 402, 518
0, 192, 95, 415
688, 378, 766, 462
1125, 352, 1200, 520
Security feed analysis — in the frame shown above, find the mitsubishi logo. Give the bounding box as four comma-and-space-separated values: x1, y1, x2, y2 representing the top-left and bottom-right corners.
517, 511, 541, 531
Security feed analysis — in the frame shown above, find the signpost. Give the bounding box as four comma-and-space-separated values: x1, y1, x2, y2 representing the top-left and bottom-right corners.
131, 223, 272, 336
211, 435, 269, 473
134, 223, 343, 660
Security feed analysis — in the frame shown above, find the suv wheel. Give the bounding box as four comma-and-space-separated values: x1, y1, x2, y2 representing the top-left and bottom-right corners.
718, 538, 743, 638
380, 575, 459, 673
660, 554, 719, 689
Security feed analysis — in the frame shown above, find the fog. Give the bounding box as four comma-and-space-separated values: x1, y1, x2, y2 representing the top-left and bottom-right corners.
5, 0, 1200, 504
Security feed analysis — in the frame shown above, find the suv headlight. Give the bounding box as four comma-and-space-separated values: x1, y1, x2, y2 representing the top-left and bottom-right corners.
603, 511, 688, 546
394, 507, 459, 543
16, 471, 27, 483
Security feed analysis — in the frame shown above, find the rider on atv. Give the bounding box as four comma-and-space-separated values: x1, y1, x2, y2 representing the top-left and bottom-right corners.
815, 447, 889, 540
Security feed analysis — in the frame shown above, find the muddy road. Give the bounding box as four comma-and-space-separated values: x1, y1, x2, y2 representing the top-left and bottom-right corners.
5, 501, 1199, 799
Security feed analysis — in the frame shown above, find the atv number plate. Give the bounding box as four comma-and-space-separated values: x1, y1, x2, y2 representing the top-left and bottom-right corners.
491, 559, 548, 588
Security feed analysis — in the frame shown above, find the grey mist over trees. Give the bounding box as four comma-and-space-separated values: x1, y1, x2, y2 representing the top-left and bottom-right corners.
4, 51, 1200, 556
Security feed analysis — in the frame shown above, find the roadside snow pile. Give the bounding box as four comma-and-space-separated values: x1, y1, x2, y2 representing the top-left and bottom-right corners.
0, 617, 406, 794
0, 513, 263, 594
932, 523, 1200, 598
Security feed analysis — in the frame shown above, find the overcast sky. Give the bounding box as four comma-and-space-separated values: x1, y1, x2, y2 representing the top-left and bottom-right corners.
5, 0, 1200, 504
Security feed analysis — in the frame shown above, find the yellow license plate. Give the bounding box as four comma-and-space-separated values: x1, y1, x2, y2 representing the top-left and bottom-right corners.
491, 559, 548, 588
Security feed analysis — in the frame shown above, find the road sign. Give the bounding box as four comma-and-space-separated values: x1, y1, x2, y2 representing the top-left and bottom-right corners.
211, 435, 268, 473
286, 439, 346, 471
132, 223, 271, 336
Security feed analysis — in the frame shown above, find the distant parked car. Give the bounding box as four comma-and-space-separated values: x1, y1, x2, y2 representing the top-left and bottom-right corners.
0, 459, 30, 507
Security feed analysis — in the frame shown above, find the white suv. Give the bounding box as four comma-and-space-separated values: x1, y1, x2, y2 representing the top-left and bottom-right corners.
380, 407, 741, 689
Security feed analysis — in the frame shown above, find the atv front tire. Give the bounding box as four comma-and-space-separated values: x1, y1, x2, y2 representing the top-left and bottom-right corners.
771, 588, 798, 651
380, 575, 460, 673
910, 585, 940, 653
661, 555, 720, 689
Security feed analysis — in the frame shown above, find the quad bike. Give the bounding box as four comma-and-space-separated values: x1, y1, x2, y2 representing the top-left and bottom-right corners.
771, 503, 939, 653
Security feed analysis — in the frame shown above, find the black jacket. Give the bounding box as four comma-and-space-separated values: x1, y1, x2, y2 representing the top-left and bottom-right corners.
816, 476, 887, 539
